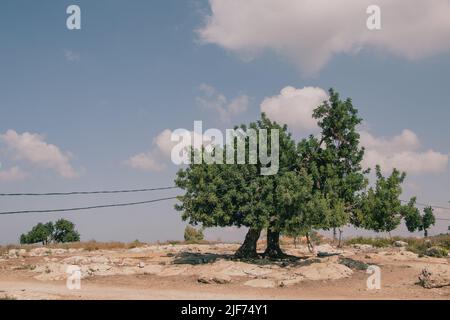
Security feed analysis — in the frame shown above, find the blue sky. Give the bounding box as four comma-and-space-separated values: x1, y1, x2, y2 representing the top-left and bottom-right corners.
1, 0, 450, 244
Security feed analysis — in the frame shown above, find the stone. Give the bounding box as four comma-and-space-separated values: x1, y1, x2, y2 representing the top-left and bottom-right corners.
278, 277, 304, 287
138, 261, 145, 268
197, 274, 231, 284
244, 279, 277, 288
393, 241, 408, 247
418, 267, 450, 289
295, 262, 353, 280
352, 244, 373, 251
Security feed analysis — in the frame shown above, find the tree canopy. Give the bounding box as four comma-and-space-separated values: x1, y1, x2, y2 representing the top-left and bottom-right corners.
174, 89, 422, 259
20, 219, 80, 245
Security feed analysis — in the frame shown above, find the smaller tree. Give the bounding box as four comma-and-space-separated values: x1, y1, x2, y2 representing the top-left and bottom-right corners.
20, 219, 80, 245
20, 222, 54, 245
404, 202, 436, 237
360, 166, 413, 237
184, 225, 204, 243
422, 207, 436, 237
53, 219, 80, 243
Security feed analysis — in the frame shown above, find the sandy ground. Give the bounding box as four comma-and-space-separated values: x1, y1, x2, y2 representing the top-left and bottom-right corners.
0, 242, 449, 300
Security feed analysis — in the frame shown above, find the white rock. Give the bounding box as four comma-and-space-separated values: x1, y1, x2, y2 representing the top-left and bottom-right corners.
198, 274, 231, 284
394, 241, 408, 247
244, 279, 277, 288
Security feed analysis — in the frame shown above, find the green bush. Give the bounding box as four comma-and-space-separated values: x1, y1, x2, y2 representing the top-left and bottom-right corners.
20, 219, 80, 245
425, 246, 448, 258
184, 226, 204, 243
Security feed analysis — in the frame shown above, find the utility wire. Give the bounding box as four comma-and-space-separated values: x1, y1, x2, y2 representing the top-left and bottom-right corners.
0, 196, 178, 215
0, 186, 178, 197
400, 199, 450, 211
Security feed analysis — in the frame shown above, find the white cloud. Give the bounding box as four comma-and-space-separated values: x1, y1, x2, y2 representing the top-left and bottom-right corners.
126, 151, 166, 172
126, 129, 214, 172
0, 166, 27, 182
197, 83, 249, 122
126, 130, 174, 172
260, 86, 328, 132
360, 130, 449, 175
64, 49, 80, 62
198, 0, 450, 74
259, 84, 449, 175
0, 130, 78, 178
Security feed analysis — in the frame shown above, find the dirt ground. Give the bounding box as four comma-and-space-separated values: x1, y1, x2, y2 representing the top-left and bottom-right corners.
0, 242, 449, 300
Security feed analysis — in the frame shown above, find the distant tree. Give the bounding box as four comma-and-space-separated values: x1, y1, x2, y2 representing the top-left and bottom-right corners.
404, 203, 436, 237
403, 197, 422, 233
20, 219, 80, 245
20, 222, 54, 245
360, 166, 417, 237
53, 219, 80, 243
421, 207, 436, 237
184, 225, 204, 243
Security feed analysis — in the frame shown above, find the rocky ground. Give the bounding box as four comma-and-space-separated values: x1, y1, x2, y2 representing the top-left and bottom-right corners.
0, 242, 449, 300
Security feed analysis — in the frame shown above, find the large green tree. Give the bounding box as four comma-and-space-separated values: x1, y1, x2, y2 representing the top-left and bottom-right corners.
175, 114, 297, 259
296, 89, 368, 245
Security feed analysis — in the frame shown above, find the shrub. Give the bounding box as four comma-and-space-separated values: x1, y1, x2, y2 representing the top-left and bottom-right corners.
184, 226, 204, 243
425, 246, 448, 258
345, 236, 393, 248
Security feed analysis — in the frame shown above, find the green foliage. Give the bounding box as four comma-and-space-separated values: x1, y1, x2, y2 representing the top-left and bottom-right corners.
403, 202, 436, 237
345, 236, 394, 248
20, 219, 80, 245
20, 222, 54, 245
424, 246, 448, 258
359, 166, 413, 234
276, 170, 331, 238
297, 89, 368, 232
53, 219, 80, 243
174, 89, 421, 257
175, 114, 296, 236
184, 225, 204, 243
422, 207, 436, 237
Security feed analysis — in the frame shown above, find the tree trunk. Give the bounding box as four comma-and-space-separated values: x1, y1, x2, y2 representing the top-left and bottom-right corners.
234, 227, 261, 259
264, 228, 286, 259
424, 229, 428, 238
306, 232, 315, 253
333, 228, 337, 243
338, 228, 343, 248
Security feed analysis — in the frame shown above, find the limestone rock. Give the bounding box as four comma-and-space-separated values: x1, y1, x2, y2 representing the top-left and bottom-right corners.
244, 279, 276, 288
418, 266, 450, 289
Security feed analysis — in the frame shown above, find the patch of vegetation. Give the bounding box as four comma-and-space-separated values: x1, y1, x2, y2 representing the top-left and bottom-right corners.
345, 234, 450, 258
20, 219, 80, 245
173, 252, 223, 265
339, 257, 369, 270
344, 236, 395, 248
184, 226, 205, 244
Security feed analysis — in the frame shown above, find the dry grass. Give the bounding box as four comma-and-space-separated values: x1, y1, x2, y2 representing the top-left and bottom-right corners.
345, 234, 450, 257
0, 239, 220, 254
0, 240, 147, 253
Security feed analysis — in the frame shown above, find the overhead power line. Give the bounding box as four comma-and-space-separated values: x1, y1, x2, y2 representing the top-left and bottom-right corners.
0, 196, 178, 215
0, 186, 178, 197
400, 199, 450, 211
